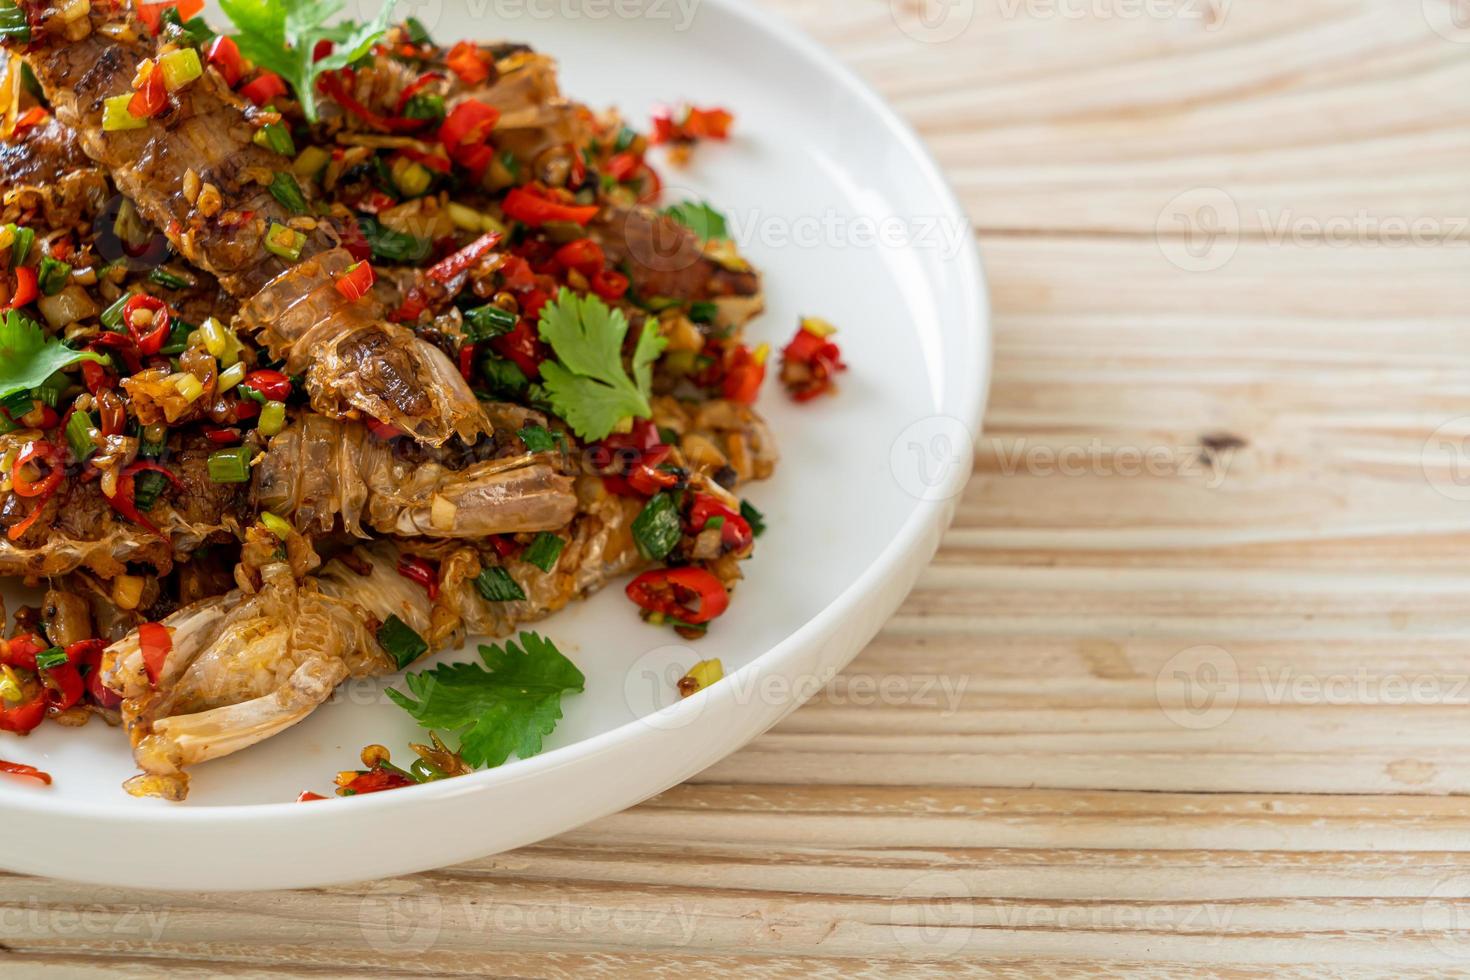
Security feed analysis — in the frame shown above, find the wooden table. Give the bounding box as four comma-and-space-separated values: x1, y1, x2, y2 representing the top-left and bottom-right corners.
8, 0, 1470, 974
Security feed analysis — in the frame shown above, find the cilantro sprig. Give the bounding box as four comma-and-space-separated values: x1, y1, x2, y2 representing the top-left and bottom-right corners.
386, 632, 585, 770
536, 288, 667, 441
664, 200, 728, 242
0, 310, 106, 401
219, 0, 390, 122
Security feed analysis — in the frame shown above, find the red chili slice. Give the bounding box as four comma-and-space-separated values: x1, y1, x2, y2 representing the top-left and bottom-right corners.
688, 493, 754, 551
439, 99, 500, 151
446, 41, 492, 85
395, 554, 440, 601
393, 71, 446, 115
0, 678, 46, 734
335, 261, 376, 302
2, 634, 46, 671
13, 440, 62, 499
489, 320, 545, 378
204, 36, 243, 87
590, 269, 629, 302
426, 231, 502, 286
240, 369, 292, 402
625, 567, 730, 625
297, 791, 328, 802
42, 661, 84, 713
341, 767, 415, 795
138, 623, 171, 687
721, 344, 766, 405
7, 266, 37, 310
135, 0, 203, 35
0, 759, 51, 784
501, 186, 599, 228
122, 294, 170, 355
103, 472, 163, 537
128, 65, 168, 119
239, 71, 287, 107
554, 238, 605, 277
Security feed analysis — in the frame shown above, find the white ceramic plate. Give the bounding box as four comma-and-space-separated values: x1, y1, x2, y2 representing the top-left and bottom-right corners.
0, 0, 988, 889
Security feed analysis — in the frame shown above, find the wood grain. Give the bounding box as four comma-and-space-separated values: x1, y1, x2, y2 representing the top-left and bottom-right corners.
6, 0, 1470, 973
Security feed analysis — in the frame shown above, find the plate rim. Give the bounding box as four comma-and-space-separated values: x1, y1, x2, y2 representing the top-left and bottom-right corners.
0, 0, 991, 830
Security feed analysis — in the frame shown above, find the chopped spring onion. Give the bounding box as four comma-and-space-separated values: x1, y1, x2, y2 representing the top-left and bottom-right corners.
377, 614, 427, 670
614, 125, 638, 152
0, 389, 35, 419
217, 360, 247, 393
258, 400, 286, 437
689, 301, 718, 325
102, 94, 147, 132
7, 224, 33, 265
474, 566, 526, 603
173, 372, 205, 403
356, 215, 431, 263
158, 318, 193, 356
158, 47, 203, 91
65, 408, 95, 463
391, 159, 433, 199
268, 172, 309, 215
402, 93, 444, 124
0, 0, 28, 42
132, 471, 169, 510
405, 16, 434, 45
263, 223, 306, 262
35, 371, 65, 408
260, 511, 293, 539
463, 303, 517, 341
523, 533, 565, 574
632, 493, 683, 561
36, 257, 70, 296
206, 445, 253, 483
148, 266, 193, 290
200, 316, 229, 357
35, 647, 67, 671
100, 292, 131, 330
292, 145, 331, 179
476, 354, 528, 399
740, 500, 766, 537
252, 122, 296, 157
517, 425, 558, 453
140, 423, 167, 456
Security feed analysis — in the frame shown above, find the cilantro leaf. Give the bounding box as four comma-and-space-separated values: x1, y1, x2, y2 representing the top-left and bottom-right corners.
0, 310, 105, 400
386, 632, 585, 769
220, 0, 390, 122
664, 200, 728, 242
536, 288, 667, 441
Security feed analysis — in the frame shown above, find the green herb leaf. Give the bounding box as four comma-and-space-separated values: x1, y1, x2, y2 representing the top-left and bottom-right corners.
663, 200, 728, 242
475, 566, 526, 603
536, 288, 666, 441
269, 172, 309, 215
740, 499, 766, 537
517, 425, 558, 453
219, 0, 391, 123
631, 492, 681, 560
523, 533, 565, 573
386, 631, 585, 769
356, 214, 432, 263
377, 614, 427, 670
0, 310, 106, 401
